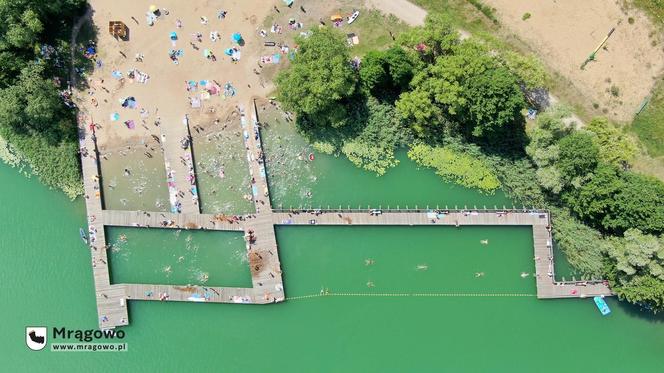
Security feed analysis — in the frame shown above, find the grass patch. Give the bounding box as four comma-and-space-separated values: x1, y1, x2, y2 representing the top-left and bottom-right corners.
466, 0, 498, 24
346, 9, 409, 55
631, 78, 664, 156
412, 0, 499, 34
632, 0, 664, 28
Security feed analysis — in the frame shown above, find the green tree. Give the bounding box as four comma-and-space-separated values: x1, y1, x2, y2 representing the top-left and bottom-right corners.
565, 167, 664, 235
563, 163, 623, 228
359, 47, 416, 98
608, 173, 664, 235
0, 63, 73, 142
586, 117, 637, 169
359, 51, 388, 94
276, 27, 357, 128
498, 50, 547, 90
525, 106, 573, 193
383, 47, 416, 91
0, 0, 87, 198
395, 88, 444, 134
397, 14, 459, 63
605, 229, 664, 311
556, 132, 599, 184
396, 41, 525, 138
340, 98, 408, 175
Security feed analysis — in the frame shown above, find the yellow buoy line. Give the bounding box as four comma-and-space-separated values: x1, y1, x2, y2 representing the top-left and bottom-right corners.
286, 292, 536, 301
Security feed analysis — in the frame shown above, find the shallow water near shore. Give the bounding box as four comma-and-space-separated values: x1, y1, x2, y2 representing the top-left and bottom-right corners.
2, 157, 664, 371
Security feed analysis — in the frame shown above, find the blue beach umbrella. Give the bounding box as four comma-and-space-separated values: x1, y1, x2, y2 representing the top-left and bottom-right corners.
170, 31, 178, 40
224, 48, 233, 56
110, 112, 120, 121
231, 33, 242, 43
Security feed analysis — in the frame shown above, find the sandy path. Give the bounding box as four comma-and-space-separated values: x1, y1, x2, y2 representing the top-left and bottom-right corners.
365, 0, 426, 26
485, 0, 664, 122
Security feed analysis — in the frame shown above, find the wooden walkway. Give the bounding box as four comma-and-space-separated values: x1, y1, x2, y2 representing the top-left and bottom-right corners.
271, 209, 612, 299
159, 111, 200, 215
78, 120, 129, 329
78, 100, 610, 329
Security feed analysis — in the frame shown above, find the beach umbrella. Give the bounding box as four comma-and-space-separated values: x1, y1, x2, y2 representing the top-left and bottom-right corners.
110, 112, 120, 121
170, 32, 178, 41
283, 0, 294, 6
149, 5, 158, 13
231, 33, 242, 43
224, 48, 233, 56
203, 49, 212, 58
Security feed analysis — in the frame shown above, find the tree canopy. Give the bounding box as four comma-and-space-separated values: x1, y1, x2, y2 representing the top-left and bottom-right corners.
0, 0, 87, 198
276, 27, 357, 128
359, 46, 417, 99
605, 229, 664, 311
397, 13, 459, 62
565, 165, 664, 235
586, 117, 637, 169
556, 132, 599, 184
396, 41, 525, 139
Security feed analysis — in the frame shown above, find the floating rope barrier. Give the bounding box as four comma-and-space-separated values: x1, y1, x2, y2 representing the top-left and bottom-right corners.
286, 292, 536, 301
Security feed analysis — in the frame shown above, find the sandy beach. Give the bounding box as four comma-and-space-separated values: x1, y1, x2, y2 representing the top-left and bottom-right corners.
79, 0, 274, 150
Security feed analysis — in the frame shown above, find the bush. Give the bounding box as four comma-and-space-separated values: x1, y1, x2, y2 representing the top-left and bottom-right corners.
522, 13, 531, 21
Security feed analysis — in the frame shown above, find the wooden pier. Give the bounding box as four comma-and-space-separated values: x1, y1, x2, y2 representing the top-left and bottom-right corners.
78, 100, 610, 329
271, 209, 612, 299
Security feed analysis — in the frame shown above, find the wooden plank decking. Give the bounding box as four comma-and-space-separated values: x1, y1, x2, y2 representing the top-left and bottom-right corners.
78, 100, 611, 329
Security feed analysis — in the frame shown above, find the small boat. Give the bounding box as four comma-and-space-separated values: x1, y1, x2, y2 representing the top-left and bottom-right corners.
348, 10, 359, 24
79, 228, 88, 244
593, 296, 611, 316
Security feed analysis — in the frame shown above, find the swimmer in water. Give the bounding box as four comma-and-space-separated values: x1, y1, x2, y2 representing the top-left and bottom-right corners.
520, 272, 529, 278
475, 272, 485, 278
417, 264, 428, 271
119, 234, 127, 242
480, 239, 489, 245
365, 259, 374, 266
366, 281, 374, 288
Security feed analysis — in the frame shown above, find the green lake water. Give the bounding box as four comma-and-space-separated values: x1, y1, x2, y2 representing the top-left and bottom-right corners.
191, 124, 255, 215
2, 137, 664, 371
107, 227, 251, 287
99, 147, 169, 211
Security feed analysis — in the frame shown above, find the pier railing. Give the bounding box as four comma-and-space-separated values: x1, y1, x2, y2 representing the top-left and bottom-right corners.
272, 206, 550, 214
